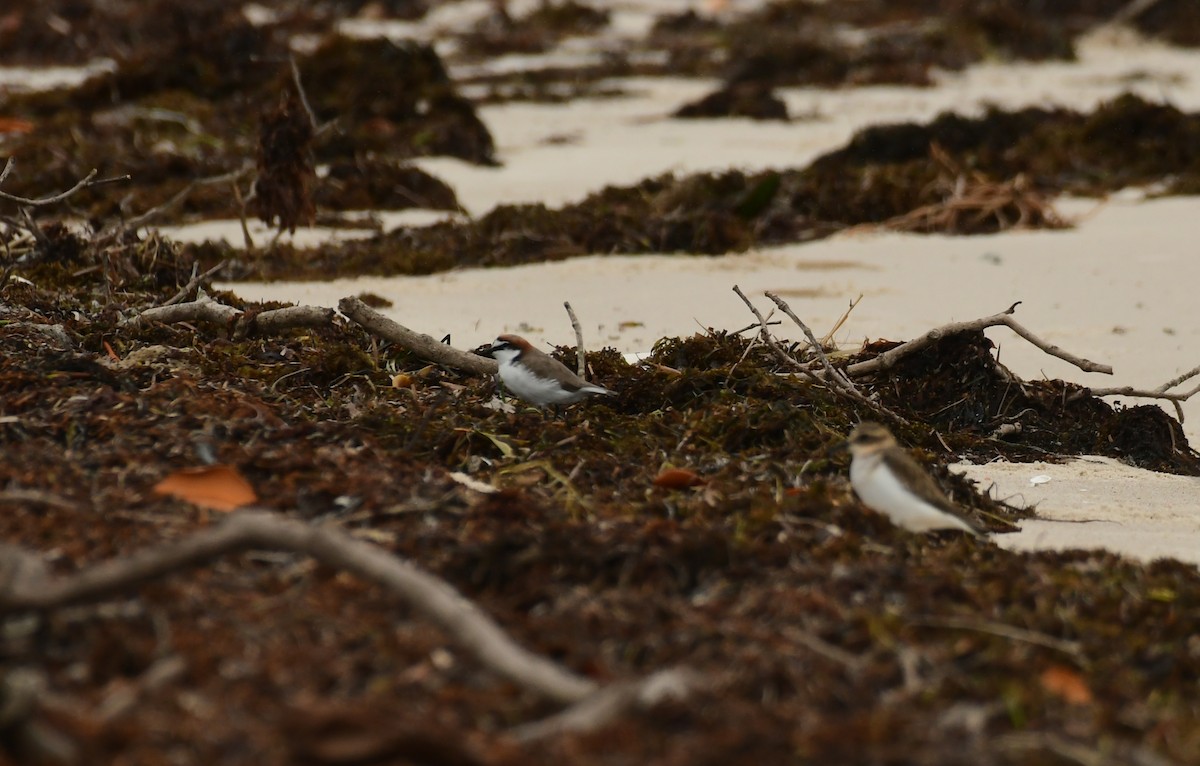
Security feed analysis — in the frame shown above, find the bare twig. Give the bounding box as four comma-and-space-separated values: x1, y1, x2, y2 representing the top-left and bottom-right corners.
339, 296, 498, 377
821, 293, 862, 347
845, 302, 1112, 377
289, 54, 319, 133
912, 616, 1084, 660
731, 285, 811, 375
121, 166, 253, 233
230, 178, 256, 250
0, 158, 129, 207
735, 286, 908, 423
1107, 0, 1167, 26
0, 510, 598, 704
779, 625, 865, 670
564, 300, 586, 378
163, 260, 228, 307
289, 54, 335, 137
1157, 363, 1200, 393
120, 290, 333, 337
765, 290, 859, 393
510, 667, 699, 742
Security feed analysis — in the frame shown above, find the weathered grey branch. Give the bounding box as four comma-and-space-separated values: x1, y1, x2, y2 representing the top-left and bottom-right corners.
734, 286, 908, 424
163, 260, 228, 307
564, 300, 586, 378
339, 296, 498, 376
0, 510, 598, 705
119, 291, 334, 337
252, 305, 337, 335
731, 285, 811, 375
1085, 384, 1200, 402
509, 667, 700, 743
0, 157, 129, 211
913, 615, 1084, 659
121, 291, 238, 330
121, 166, 252, 232
765, 290, 859, 393
1076, 379, 1200, 423
1157, 363, 1200, 393
845, 302, 1113, 377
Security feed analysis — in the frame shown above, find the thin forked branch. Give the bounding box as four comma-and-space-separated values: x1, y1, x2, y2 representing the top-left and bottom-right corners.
0, 510, 598, 705
731, 285, 811, 375
339, 296, 498, 376
845, 301, 1112, 377
119, 289, 333, 338
564, 300, 586, 378
0, 157, 129, 207
765, 290, 858, 393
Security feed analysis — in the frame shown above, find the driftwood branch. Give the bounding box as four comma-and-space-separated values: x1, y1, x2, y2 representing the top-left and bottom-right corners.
163, 260, 228, 307
120, 166, 252, 233
509, 667, 700, 743
564, 301, 586, 378
1077, 370, 1200, 423
765, 290, 859, 393
339, 296, 498, 376
119, 290, 334, 337
0, 157, 129, 207
845, 302, 1113, 377
1157, 363, 1200, 394
733, 286, 907, 424
0, 510, 598, 705
731, 285, 810, 375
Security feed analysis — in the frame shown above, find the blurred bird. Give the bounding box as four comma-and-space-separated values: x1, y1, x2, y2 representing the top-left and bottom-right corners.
843, 422, 983, 536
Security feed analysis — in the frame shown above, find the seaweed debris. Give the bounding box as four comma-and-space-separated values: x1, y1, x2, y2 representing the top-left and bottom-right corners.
214, 94, 1200, 281
1, 260, 1200, 763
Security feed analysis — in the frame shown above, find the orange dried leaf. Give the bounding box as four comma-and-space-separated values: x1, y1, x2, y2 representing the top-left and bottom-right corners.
653, 468, 706, 490
0, 117, 34, 135
1039, 665, 1093, 705
153, 465, 258, 512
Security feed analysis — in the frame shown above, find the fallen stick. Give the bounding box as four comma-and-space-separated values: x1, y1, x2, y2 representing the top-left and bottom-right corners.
119, 289, 334, 338
733, 286, 907, 423
0, 157, 128, 207
765, 290, 859, 393
845, 302, 1113, 377
509, 667, 700, 743
731, 285, 811, 375
338, 296, 498, 376
0, 510, 597, 705
564, 300, 586, 378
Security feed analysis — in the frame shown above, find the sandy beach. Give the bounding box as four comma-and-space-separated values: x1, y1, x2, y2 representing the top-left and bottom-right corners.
5, 4, 1200, 760
199, 31, 1200, 565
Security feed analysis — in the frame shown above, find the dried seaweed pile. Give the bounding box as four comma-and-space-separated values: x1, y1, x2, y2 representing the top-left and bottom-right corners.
3, 2, 1200, 763
2, 254, 1200, 762
2, 0, 1199, 265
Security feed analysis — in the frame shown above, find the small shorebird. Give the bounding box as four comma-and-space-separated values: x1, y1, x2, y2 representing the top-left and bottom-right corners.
843, 422, 983, 536
481, 334, 614, 409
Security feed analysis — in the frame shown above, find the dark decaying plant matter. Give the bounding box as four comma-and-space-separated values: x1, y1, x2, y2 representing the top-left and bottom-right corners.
3, 2, 1200, 763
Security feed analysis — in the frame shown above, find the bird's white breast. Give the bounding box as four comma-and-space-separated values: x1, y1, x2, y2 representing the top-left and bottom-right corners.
499, 360, 586, 405
850, 452, 972, 533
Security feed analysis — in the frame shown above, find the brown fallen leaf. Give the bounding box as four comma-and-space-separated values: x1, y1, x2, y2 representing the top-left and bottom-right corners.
0, 116, 34, 135
153, 465, 258, 512
653, 468, 707, 490
1039, 665, 1093, 705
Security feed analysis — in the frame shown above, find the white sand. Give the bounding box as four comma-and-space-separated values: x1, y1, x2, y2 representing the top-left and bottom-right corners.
954, 459, 1200, 565
199, 29, 1200, 565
